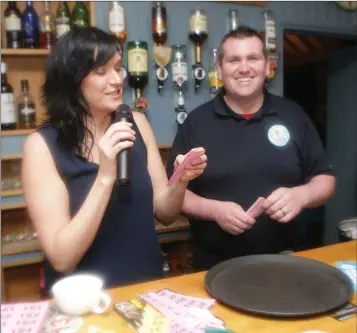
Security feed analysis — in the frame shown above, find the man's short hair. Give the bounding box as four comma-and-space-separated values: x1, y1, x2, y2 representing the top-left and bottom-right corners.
218, 26, 268, 63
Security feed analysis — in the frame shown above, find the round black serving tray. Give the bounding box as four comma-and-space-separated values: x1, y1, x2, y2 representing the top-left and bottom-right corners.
204, 254, 353, 317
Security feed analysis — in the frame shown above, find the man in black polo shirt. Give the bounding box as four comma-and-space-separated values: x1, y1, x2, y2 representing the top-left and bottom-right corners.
166, 26, 336, 270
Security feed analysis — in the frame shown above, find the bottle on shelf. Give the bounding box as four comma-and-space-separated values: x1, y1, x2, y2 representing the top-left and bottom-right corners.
208, 47, 223, 98
55, 1, 71, 40
17, 79, 37, 129
127, 40, 149, 113
188, 8, 208, 92
22, 1, 40, 48
171, 44, 188, 125
72, 1, 89, 28
226, 9, 239, 33
4, 1, 23, 49
1, 62, 17, 130
109, 1, 126, 44
40, 1, 56, 50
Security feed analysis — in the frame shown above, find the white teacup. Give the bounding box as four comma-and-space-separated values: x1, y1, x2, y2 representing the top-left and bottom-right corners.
51, 274, 111, 316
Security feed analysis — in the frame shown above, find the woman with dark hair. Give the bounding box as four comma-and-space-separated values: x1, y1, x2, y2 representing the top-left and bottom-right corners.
22, 27, 207, 295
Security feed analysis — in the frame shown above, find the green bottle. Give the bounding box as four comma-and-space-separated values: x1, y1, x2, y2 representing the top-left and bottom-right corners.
72, 2, 89, 28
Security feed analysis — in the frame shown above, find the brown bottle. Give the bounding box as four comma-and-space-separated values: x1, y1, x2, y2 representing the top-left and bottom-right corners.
152, 1, 167, 45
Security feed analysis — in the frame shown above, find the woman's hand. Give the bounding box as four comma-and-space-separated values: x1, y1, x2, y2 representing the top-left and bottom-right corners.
174, 147, 207, 183
98, 121, 136, 179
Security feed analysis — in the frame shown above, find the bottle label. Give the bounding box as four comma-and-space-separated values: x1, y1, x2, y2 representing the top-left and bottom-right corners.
56, 24, 70, 38
190, 15, 208, 33
20, 106, 35, 115
5, 15, 21, 31
208, 71, 223, 88
265, 19, 276, 50
109, 7, 125, 33
128, 48, 148, 72
73, 19, 88, 28
24, 22, 35, 40
172, 62, 187, 85
154, 15, 166, 34
1, 93, 16, 124
41, 16, 54, 33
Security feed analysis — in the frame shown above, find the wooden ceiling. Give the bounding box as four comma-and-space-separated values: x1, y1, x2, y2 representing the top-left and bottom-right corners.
284, 34, 356, 67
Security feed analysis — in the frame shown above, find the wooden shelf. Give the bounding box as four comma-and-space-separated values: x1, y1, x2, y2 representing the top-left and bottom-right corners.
2, 238, 41, 256
1, 202, 26, 211
1, 189, 23, 197
1, 251, 44, 268
1, 154, 23, 160
158, 144, 172, 149
155, 215, 190, 234
1, 49, 49, 56
0, 129, 34, 136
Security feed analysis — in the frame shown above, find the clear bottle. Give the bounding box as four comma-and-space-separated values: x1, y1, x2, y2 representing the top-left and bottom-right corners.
109, 1, 126, 44
171, 45, 188, 125
1, 62, 17, 130
40, 1, 56, 50
226, 9, 239, 33
17, 80, 37, 129
171, 44, 188, 94
208, 47, 223, 98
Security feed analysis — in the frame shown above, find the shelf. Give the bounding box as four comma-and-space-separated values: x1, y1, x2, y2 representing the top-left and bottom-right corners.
1, 189, 23, 197
2, 239, 41, 256
1, 154, 23, 160
1, 49, 49, 56
0, 129, 34, 137
1, 202, 26, 211
155, 215, 190, 234
1, 251, 44, 268
158, 144, 172, 149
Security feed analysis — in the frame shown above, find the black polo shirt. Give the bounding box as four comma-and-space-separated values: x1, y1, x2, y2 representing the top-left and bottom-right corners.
167, 91, 332, 264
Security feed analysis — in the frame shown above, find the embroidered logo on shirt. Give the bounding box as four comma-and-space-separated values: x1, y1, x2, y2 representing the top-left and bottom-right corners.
268, 125, 290, 147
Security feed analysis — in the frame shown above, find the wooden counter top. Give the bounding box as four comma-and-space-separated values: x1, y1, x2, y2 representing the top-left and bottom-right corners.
76, 241, 357, 333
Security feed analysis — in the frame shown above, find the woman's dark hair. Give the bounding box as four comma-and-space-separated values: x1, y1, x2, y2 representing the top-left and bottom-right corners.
42, 27, 122, 157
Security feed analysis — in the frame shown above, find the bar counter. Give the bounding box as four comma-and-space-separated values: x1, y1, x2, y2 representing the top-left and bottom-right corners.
75, 241, 357, 333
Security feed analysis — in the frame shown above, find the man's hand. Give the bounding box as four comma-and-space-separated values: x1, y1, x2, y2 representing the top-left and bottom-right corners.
213, 201, 256, 235
264, 187, 308, 223
173, 148, 207, 183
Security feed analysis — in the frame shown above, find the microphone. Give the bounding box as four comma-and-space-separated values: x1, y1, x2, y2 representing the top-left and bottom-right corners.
113, 104, 133, 186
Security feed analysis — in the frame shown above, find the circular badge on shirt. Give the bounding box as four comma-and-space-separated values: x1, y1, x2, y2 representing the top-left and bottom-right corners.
268, 124, 290, 147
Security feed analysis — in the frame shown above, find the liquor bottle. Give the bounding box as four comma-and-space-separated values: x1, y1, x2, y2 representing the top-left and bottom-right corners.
22, 1, 40, 48
109, 1, 126, 44
4, 2, 22, 49
226, 9, 239, 33
17, 80, 37, 129
208, 47, 223, 98
40, 1, 56, 50
189, 9, 208, 92
127, 40, 148, 113
152, 1, 167, 46
171, 45, 188, 125
1, 62, 17, 130
55, 2, 71, 39
72, 1, 89, 28
263, 9, 279, 81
